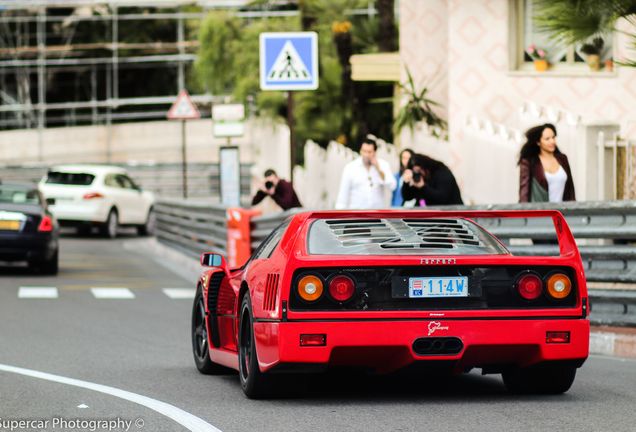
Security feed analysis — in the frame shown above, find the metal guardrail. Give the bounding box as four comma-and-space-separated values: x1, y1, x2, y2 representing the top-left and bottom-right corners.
155, 199, 636, 326
155, 198, 227, 258
588, 290, 636, 327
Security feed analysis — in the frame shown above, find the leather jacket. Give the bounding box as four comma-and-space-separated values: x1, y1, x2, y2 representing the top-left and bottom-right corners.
519, 153, 575, 202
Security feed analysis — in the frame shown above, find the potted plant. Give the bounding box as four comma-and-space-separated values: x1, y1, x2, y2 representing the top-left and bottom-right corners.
393, 69, 448, 140
527, 44, 549, 71
580, 37, 604, 71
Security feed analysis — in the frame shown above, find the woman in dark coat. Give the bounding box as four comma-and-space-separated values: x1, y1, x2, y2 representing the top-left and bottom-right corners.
401, 153, 463, 206
518, 123, 575, 203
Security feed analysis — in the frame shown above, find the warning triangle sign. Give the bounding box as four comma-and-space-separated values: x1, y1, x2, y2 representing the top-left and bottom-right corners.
167, 90, 200, 120
267, 40, 311, 82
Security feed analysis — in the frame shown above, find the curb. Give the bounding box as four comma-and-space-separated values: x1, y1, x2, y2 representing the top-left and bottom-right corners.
590, 326, 636, 359
122, 237, 201, 284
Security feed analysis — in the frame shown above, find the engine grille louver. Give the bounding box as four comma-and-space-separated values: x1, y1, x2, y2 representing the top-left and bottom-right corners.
263, 273, 280, 311
324, 218, 483, 250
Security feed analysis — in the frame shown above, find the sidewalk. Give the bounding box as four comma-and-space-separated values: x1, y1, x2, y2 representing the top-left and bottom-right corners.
590, 326, 636, 359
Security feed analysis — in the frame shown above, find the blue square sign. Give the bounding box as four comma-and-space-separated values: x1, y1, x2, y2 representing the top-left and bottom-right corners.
260, 32, 319, 91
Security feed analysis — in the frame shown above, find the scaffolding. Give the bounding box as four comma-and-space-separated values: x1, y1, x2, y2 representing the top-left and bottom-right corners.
0, 1, 303, 159
0, 0, 381, 160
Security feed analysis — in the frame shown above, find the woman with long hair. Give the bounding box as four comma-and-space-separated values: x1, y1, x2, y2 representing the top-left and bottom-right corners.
518, 123, 575, 203
391, 148, 415, 206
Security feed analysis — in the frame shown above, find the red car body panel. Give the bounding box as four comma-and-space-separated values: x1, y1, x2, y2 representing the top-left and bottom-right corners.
198, 210, 589, 374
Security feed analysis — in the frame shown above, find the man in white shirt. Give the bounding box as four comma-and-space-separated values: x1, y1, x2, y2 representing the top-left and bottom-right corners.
335, 136, 397, 209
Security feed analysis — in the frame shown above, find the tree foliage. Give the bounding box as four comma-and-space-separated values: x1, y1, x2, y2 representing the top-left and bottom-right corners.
533, 0, 636, 65
194, 1, 400, 156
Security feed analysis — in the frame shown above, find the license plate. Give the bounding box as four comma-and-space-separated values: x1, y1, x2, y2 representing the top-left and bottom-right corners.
0, 220, 21, 230
408, 276, 468, 298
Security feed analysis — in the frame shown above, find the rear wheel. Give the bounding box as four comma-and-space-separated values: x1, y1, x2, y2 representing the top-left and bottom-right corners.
502, 363, 577, 394
137, 208, 156, 236
41, 249, 59, 275
191, 286, 232, 375
239, 293, 278, 398
100, 209, 118, 239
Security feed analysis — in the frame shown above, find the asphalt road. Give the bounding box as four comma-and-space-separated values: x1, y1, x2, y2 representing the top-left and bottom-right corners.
1, 233, 636, 432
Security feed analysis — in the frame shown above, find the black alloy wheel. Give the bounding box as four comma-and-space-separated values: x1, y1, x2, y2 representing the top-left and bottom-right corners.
191, 286, 230, 375
238, 293, 277, 398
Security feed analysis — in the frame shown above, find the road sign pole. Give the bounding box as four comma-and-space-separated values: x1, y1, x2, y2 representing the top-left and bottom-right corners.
181, 119, 188, 199
287, 91, 295, 184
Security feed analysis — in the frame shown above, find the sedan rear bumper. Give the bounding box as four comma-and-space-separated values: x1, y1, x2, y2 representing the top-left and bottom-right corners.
0, 233, 57, 262
254, 318, 590, 373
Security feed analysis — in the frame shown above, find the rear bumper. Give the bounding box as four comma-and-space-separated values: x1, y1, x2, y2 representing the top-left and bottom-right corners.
254, 318, 590, 373
50, 202, 110, 224
0, 233, 57, 262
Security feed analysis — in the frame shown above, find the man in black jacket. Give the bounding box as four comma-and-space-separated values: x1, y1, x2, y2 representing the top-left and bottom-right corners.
401, 153, 463, 206
251, 169, 302, 210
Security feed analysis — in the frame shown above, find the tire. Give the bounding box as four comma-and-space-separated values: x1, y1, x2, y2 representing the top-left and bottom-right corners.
100, 209, 118, 239
238, 293, 278, 399
41, 249, 59, 275
191, 286, 232, 375
502, 363, 577, 394
137, 208, 156, 236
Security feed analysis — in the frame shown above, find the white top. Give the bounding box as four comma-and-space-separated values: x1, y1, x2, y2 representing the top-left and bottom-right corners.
545, 165, 568, 202
335, 157, 397, 209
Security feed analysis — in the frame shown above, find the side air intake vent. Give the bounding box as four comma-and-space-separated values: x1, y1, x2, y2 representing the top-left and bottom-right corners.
263, 273, 280, 311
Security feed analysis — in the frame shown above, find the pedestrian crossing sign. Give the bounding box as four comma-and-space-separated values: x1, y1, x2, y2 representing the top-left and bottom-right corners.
260, 32, 319, 91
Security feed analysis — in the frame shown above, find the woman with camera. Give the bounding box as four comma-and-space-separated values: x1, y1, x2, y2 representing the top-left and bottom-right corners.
251, 168, 302, 210
401, 153, 463, 206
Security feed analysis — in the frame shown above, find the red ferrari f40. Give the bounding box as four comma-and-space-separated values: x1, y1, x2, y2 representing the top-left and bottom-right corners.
191, 210, 589, 398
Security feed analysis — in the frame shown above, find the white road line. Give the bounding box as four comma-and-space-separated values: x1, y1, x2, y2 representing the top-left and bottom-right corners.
91, 288, 135, 299
0, 363, 222, 432
18, 287, 59, 299
163, 289, 196, 299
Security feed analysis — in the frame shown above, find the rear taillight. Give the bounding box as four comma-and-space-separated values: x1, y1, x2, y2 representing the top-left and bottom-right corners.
516, 273, 543, 300
297, 275, 323, 302
38, 216, 53, 232
83, 192, 104, 200
546, 273, 572, 299
328, 275, 356, 302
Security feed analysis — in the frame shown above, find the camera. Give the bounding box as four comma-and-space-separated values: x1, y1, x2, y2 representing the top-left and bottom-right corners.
265, 181, 274, 190
413, 172, 422, 183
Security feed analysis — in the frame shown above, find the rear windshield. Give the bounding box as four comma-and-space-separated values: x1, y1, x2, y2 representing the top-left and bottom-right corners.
45, 171, 95, 186
0, 185, 41, 205
308, 217, 509, 255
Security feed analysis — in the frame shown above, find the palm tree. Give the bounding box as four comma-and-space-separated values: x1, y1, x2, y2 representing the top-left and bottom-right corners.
533, 0, 636, 66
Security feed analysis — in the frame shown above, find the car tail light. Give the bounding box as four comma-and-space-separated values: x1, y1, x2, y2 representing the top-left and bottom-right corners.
300, 334, 326, 346
546, 331, 570, 344
83, 192, 104, 200
297, 275, 323, 302
328, 275, 356, 302
546, 273, 572, 299
38, 215, 53, 232
516, 273, 543, 300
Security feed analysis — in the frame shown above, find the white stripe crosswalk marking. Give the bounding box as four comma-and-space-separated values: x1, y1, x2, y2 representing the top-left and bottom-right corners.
162, 289, 196, 299
90, 288, 135, 299
18, 287, 59, 299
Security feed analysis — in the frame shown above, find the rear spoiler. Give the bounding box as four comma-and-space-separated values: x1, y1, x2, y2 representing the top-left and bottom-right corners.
305, 209, 579, 259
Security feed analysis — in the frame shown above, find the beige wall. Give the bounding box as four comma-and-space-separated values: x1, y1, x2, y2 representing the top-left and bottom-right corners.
0, 118, 290, 182
399, 0, 636, 203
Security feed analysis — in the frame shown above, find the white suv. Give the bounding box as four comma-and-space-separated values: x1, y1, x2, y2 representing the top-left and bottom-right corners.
39, 165, 155, 238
